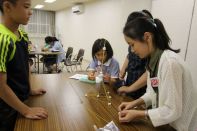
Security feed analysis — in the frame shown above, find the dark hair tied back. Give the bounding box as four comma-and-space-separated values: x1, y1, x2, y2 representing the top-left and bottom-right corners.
123, 17, 180, 53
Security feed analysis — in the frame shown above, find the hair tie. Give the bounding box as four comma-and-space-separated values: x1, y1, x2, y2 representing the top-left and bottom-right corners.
151, 19, 157, 28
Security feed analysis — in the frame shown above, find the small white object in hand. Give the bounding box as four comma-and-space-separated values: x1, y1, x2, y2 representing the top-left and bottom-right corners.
85, 94, 88, 97
134, 106, 138, 109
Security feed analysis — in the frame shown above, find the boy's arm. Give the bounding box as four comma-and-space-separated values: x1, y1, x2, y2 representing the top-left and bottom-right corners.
127, 72, 147, 92
29, 65, 46, 95
0, 73, 29, 115
118, 72, 147, 93
0, 73, 48, 119
119, 57, 129, 79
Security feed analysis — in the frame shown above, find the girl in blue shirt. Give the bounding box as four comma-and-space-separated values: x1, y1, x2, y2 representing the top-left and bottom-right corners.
88, 38, 119, 85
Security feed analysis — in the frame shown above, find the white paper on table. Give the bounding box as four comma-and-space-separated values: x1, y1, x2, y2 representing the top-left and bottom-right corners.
51, 49, 60, 52
96, 121, 120, 131
69, 74, 88, 80
69, 74, 101, 83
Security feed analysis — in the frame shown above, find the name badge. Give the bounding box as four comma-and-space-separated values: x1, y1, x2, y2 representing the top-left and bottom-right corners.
150, 77, 159, 87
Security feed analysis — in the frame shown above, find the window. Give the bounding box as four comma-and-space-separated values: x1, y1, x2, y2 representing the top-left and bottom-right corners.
19, 9, 56, 48
21, 9, 55, 38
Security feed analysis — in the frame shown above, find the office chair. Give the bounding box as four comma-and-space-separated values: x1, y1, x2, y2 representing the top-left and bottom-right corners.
71, 48, 85, 71
64, 47, 74, 72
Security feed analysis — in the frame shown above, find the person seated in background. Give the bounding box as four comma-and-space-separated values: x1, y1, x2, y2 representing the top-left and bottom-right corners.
87, 38, 120, 86
50, 37, 65, 72
41, 36, 56, 73
41, 36, 52, 51
117, 10, 153, 99
42, 36, 65, 73
50, 37, 65, 64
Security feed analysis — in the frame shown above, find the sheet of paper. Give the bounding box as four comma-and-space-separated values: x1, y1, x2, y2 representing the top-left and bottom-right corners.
96, 121, 119, 131
69, 74, 88, 80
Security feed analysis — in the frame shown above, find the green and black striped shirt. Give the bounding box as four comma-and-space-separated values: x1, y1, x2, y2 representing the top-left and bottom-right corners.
0, 24, 30, 101
0, 24, 28, 72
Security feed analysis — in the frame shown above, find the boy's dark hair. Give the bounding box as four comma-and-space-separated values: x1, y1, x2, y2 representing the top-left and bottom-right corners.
92, 38, 113, 62
123, 17, 180, 53
0, 0, 17, 13
45, 36, 53, 44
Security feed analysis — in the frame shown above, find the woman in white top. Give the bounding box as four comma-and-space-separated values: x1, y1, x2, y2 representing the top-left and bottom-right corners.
118, 16, 197, 131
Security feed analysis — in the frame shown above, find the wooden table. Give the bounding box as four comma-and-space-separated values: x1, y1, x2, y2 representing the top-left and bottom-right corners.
14, 73, 171, 131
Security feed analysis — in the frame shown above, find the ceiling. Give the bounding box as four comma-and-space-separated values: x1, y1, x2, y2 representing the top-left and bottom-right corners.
32, 0, 97, 11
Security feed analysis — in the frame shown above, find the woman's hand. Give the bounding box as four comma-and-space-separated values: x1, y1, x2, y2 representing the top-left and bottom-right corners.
118, 101, 137, 111
30, 88, 46, 96
118, 110, 142, 123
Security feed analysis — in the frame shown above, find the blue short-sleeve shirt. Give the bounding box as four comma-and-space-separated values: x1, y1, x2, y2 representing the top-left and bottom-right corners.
50, 41, 65, 63
89, 57, 119, 78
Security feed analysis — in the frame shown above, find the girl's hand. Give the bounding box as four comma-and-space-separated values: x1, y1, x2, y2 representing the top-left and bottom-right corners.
118, 110, 139, 123
88, 72, 96, 81
30, 88, 46, 96
103, 74, 110, 82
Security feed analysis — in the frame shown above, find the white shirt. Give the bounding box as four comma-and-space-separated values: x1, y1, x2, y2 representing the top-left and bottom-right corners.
141, 50, 197, 131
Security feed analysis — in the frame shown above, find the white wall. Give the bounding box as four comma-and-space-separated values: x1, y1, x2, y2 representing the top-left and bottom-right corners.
151, 0, 194, 58
151, 0, 197, 85
55, 0, 152, 65
186, 0, 197, 85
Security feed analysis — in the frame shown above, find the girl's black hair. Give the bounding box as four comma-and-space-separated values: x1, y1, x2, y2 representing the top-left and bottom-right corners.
52, 37, 59, 42
45, 36, 53, 44
92, 38, 113, 62
123, 17, 180, 53
142, 9, 153, 19
0, 0, 17, 13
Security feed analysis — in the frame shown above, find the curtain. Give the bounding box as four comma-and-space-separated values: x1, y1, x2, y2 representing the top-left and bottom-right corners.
20, 9, 55, 48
